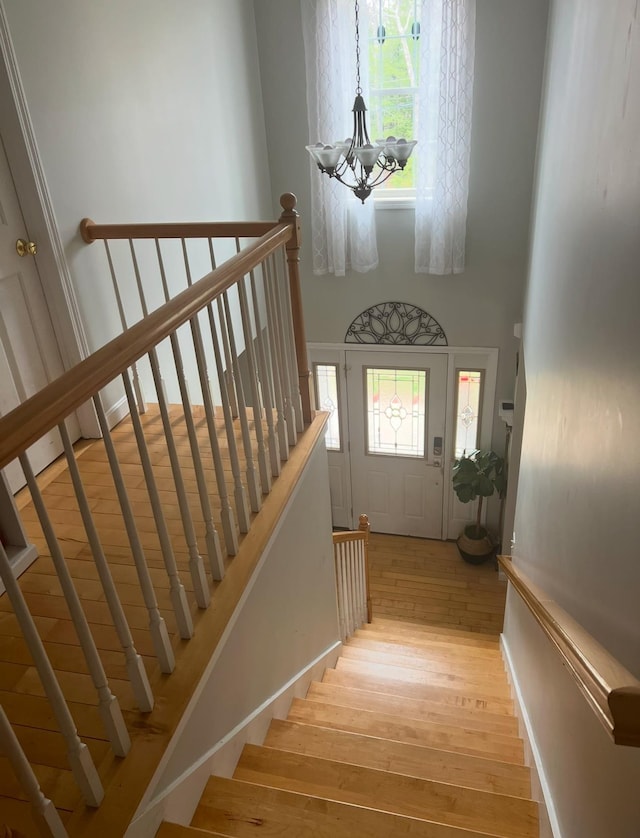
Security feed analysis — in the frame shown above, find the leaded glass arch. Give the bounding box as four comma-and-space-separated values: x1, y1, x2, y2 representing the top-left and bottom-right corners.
345, 302, 447, 345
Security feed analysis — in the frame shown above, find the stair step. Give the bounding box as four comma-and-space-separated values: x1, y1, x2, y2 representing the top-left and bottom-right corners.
234, 745, 538, 838
288, 698, 524, 763
264, 719, 531, 798
365, 617, 501, 649
193, 775, 507, 838
306, 681, 519, 736
325, 664, 514, 713
335, 656, 512, 700
350, 631, 506, 664
340, 643, 506, 681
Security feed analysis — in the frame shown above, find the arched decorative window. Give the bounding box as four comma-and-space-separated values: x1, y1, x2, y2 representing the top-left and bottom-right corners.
345, 302, 447, 345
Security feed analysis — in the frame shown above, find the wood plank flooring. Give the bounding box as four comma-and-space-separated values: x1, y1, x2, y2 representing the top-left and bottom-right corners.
368, 533, 507, 634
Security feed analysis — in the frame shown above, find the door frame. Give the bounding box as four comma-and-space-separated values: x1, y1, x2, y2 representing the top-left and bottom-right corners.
0, 2, 98, 436
309, 342, 499, 538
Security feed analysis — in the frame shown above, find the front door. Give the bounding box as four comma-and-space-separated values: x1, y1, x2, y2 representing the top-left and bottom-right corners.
0, 135, 76, 492
346, 350, 447, 538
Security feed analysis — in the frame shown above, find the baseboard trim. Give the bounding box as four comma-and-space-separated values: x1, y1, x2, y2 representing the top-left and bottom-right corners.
501, 633, 562, 838
105, 395, 130, 430
0, 543, 38, 595
125, 639, 341, 837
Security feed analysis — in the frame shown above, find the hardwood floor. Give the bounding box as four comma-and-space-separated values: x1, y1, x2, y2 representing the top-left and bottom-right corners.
368, 533, 507, 635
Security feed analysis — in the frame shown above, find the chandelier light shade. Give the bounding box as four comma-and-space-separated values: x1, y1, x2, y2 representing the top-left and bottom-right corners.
306, 0, 417, 203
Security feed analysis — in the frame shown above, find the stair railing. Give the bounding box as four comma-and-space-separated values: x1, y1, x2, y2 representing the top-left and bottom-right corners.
499, 555, 640, 747
333, 514, 373, 641
0, 194, 312, 819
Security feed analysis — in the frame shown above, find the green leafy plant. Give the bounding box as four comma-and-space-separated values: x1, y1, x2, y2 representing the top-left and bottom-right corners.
452, 450, 507, 539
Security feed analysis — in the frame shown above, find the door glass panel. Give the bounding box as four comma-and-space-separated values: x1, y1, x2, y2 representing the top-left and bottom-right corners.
365, 367, 426, 457
314, 363, 341, 451
454, 369, 483, 457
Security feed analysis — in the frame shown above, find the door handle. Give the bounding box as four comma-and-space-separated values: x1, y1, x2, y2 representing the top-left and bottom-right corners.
16, 239, 37, 257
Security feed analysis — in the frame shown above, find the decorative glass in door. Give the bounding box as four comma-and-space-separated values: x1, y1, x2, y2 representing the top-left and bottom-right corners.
365, 367, 427, 457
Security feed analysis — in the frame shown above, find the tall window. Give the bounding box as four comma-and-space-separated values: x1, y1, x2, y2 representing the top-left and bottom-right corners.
454, 369, 483, 457
367, 0, 421, 191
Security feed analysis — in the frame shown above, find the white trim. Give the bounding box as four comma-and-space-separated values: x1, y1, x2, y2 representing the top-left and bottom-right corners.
0, 3, 98, 438
501, 633, 562, 838
125, 639, 341, 837
105, 395, 130, 431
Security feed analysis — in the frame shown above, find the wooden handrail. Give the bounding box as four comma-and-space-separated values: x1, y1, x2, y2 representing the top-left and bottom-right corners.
499, 555, 640, 747
0, 223, 291, 471
80, 219, 277, 243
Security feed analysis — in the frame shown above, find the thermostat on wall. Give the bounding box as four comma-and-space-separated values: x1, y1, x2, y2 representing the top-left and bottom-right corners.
499, 400, 514, 427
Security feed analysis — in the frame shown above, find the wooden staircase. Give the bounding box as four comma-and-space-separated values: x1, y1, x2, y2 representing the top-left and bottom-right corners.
157, 616, 538, 838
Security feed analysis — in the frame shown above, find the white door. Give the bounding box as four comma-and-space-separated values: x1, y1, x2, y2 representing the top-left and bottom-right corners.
0, 135, 75, 492
346, 350, 447, 538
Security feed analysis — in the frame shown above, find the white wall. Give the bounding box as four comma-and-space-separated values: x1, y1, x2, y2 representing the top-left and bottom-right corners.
3, 0, 272, 357
505, 1, 640, 835
254, 0, 549, 460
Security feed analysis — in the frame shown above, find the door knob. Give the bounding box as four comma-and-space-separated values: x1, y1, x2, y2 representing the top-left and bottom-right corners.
16, 238, 37, 257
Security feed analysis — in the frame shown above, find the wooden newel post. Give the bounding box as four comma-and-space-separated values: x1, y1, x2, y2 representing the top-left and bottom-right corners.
279, 193, 314, 425
358, 513, 373, 623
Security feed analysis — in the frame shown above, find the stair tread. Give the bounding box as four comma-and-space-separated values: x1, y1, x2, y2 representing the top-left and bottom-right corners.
288, 698, 524, 763
194, 775, 509, 838
306, 681, 519, 735
323, 666, 514, 714
340, 644, 507, 681
366, 618, 501, 648
335, 657, 512, 699
349, 632, 506, 663
234, 745, 538, 838
265, 719, 531, 798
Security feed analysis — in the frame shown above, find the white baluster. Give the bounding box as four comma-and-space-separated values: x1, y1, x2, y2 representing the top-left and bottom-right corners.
264, 254, 291, 458
0, 706, 68, 837
341, 543, 353, 640
146, 356, 211, 610
51, 430, 153, 713
93, 395, 175, 674
155, 240, 227, 571
237, 273, 271, 495
121, 370, 198, 633
202, 293, 248, 549
221, 287, 262, 514
250, 264, 281, 478
22, 443, 130, 757
268, 254, 297, 446
104, 240, 146, 413
278, 246, 304, 433
334, 544, 346, 641
180, 241, 244, 546
209, 240, 239, 420
0, 542, 103, 806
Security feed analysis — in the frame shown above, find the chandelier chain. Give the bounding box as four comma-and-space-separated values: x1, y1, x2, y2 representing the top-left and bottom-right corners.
354, 0, 362, 94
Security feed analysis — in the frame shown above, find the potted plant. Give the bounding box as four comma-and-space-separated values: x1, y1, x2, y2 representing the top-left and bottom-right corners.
452, 449, 506, 564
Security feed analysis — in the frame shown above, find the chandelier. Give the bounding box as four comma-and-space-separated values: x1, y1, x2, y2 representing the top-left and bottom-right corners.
306, 0, 417, 203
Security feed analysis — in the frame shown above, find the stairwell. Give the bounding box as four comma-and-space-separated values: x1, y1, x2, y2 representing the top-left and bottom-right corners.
157, 616, 538, 838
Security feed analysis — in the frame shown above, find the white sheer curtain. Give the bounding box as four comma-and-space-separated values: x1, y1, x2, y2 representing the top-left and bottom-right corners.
415, 0, 476, 274
301, 0, 378, 276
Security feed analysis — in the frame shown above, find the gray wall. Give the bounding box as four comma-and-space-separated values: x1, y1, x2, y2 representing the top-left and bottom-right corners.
505, 0, 640, 835
254, 0, 549, 454
4, 0, 273, 356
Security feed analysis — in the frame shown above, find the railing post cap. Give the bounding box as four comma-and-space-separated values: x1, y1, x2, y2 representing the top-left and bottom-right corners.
279, 193, 298, 214
79, 218, 96, 244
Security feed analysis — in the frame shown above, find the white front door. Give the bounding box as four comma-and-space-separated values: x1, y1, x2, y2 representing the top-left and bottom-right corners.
346, 350, 447, 538
0, 135, 76, 492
